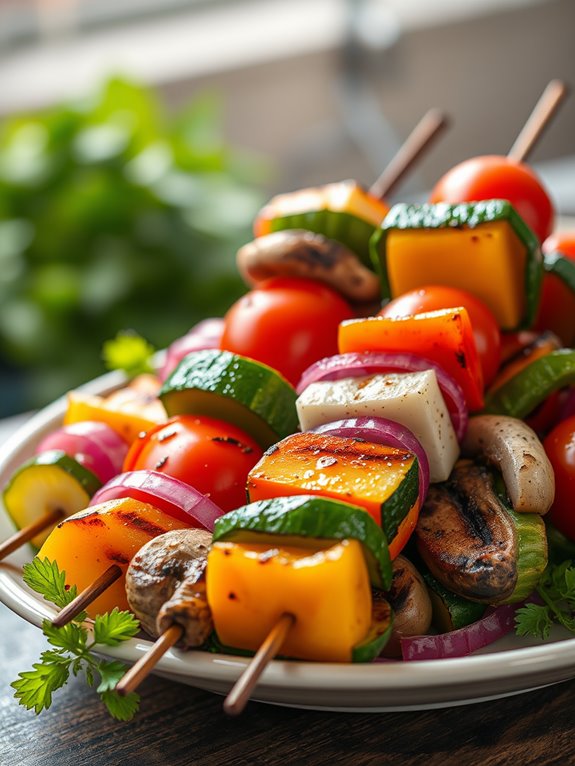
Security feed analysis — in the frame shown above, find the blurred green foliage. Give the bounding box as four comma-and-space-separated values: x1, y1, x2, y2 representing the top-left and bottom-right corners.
0, 77, 266, 414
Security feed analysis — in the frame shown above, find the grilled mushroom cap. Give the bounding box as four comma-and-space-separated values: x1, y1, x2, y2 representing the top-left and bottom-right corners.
415, 461, 518, 603
126, 528, 213, 646
236, 230, 381, 305
462, 415, 555, 514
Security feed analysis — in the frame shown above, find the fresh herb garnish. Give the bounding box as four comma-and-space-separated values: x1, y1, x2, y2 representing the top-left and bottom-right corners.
515, 560, 575, 640
102, 331, 156, 379
12, 558, 140, 720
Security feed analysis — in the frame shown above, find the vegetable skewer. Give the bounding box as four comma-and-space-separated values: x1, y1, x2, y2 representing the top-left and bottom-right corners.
223, 613, 295, 716
508, 79, 568, 163
0, 508, 64, 561
117, 624, 183, 697
431, 79, 568, 244
52, 564, 122, 628
369, 108, 449, 200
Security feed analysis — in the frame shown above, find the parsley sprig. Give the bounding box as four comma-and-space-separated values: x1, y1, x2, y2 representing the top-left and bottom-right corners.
12, 558, 141, 720
515, 560, 575, 640
102, 330, 156, 379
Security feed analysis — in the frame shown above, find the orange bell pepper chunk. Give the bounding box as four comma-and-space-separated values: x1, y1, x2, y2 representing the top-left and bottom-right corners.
338, 307, 484, 411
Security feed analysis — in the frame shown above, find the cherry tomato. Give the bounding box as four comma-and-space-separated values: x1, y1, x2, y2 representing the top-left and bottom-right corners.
123, 415, 263, 512
544, 416, 575, 541
220, 277, 354, 386
430, 156, 554, 243
379, 286, 501, 387
533, 232, 575, 346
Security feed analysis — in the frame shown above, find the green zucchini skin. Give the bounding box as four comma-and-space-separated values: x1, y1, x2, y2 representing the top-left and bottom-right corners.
160, 349, 299, 447
543, 250, 575, 293
380, 456, 419, 546
370, 199, 542, 329
213, 495, 392, 590
484, 349, 575, 419
422, 571, 487, 632
491, 473, 548, 605
266, 209, 377, 268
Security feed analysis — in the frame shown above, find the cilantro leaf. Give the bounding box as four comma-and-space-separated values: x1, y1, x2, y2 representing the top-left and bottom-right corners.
43, 619, 87, 654
12, 659, 70, 714
515, 560, 575, 640
102, 331, 156, 378
13, 558, 141, 721
97, 660, 130, 693
22, 558, 77, 608
93, 609, 140, 647
100, 689, 140, 722
515, 603, 553, 640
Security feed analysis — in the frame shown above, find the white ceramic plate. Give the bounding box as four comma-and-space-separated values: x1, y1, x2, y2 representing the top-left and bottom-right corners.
1, 370, 575, 712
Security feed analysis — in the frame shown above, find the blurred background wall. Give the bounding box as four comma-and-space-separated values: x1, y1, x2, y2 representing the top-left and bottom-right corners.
2, 0, 574, 196
0, 0, 574, 415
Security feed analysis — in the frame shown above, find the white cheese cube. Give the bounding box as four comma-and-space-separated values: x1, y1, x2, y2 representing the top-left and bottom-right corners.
296, 371, 459, 483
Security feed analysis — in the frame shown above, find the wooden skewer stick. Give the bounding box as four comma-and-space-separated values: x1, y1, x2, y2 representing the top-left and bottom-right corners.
508, 79, 569, 163
0, 508, 65, 561
116, 623, 184, 697
223, 613, 295, 717
369, 108, 450, 201
52, 564, 122, 628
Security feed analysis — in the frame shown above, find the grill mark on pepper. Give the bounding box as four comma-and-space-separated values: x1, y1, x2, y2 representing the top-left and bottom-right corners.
67, 515, 106, 528
115, 511, 168, 537
286, 440, 410, 463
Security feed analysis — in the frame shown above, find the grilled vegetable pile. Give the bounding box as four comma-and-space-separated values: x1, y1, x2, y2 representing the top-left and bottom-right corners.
3, 83, 575, 721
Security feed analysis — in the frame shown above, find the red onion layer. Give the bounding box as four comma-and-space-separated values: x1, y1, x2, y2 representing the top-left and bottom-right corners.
297, 352, 468, 441
399, 604, 519, 661
311, 417, 430, 509
36, 421, 129, 483
89, 469, 223, 531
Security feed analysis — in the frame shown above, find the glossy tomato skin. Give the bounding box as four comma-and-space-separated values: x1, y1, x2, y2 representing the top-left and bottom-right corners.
379, 285, 501, 387
430, 155, 554, 243
533, 232, 575, 346
544, 416, 575, 541
123, 415, 263, 512
220, 277, 354, 386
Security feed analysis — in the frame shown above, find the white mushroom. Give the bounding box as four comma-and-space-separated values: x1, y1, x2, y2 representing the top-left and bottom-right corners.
461, 415, 555, 514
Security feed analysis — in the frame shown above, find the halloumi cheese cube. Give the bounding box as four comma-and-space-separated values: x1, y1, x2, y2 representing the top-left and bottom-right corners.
296, 370, 459, 483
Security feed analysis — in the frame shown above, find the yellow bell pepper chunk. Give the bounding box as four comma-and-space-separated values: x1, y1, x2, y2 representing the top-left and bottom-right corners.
385, 221, 527, 329
64, 374, 166, 444
38, 497, 189, 616
207, 538, 372, 662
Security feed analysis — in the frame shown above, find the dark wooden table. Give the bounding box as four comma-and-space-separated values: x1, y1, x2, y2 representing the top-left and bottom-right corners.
2, 417, 575, 766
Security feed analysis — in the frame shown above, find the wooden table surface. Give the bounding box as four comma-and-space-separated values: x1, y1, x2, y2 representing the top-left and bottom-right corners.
2, 417, 575, 766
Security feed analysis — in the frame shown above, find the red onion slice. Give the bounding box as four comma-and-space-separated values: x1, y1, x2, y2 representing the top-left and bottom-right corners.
160, 318, 224, 381
311, 417, 430, 509
399, 604, 519, 661
89, 469, 223, 531
36, 421, 129, 483
297, 352, 468, 441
